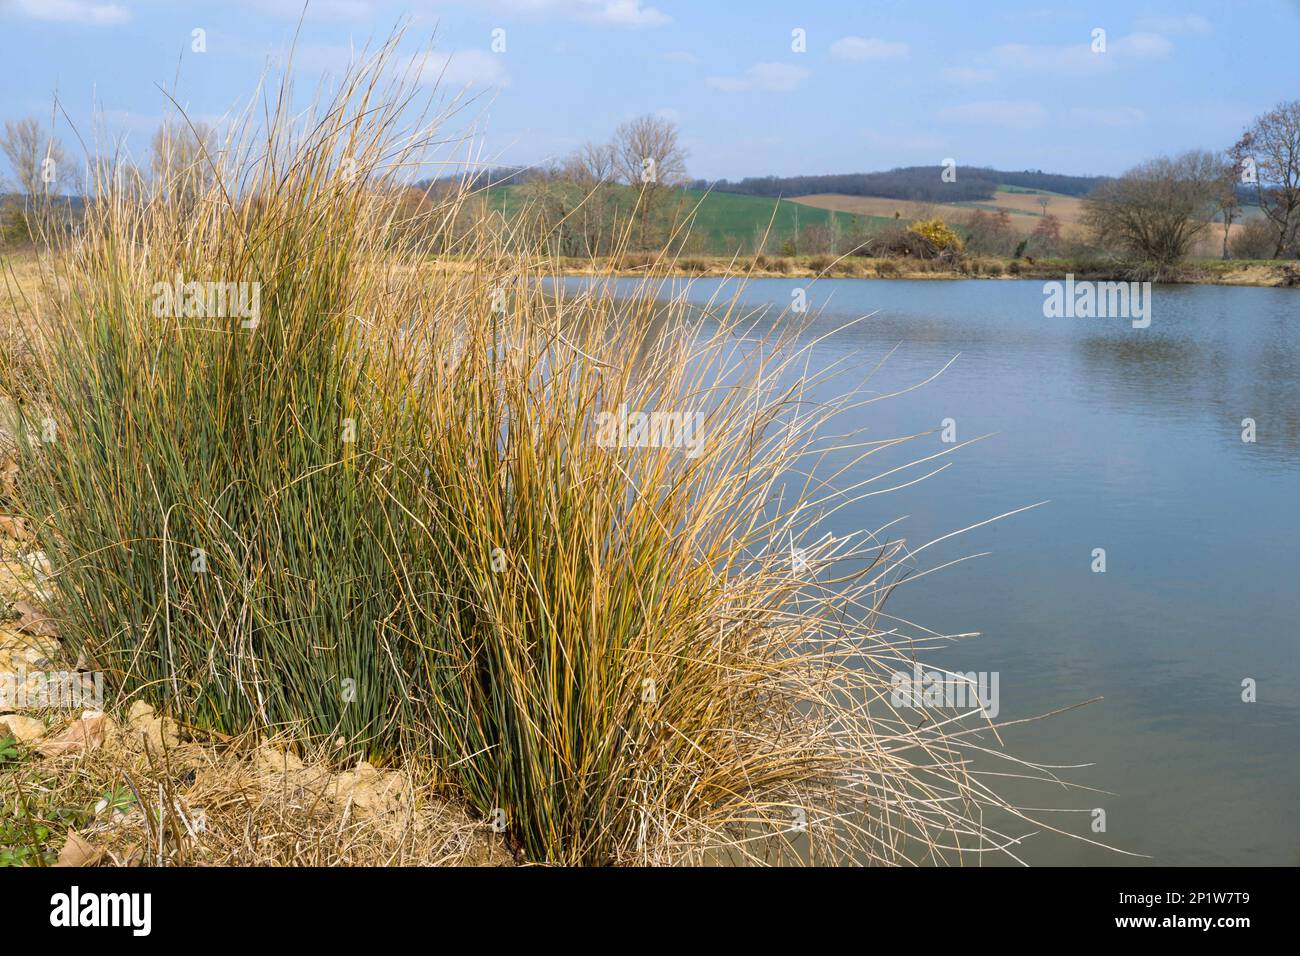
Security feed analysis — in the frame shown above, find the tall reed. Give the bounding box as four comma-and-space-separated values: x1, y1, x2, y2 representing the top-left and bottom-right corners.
5, 40, 1086, 865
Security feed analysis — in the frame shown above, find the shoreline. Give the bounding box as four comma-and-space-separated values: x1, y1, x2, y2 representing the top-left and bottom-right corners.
547, 255, 1300, 288
6, 248, 1296, 290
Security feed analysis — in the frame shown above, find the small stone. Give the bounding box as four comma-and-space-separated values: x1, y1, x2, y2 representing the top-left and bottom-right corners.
126, 699, 154, 723
0, 713, 46, 743
54, 830, 103, 867
36, 713, 107, 757
256, 743, 305, 775
126, 699, 179, 750
333, 760, 406, 815
11, 600, 58, 638
0, 514, 32, 542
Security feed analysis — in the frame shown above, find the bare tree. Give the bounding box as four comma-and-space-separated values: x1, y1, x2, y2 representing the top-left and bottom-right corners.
572, 141, 617, 184
1029, 213, 1062, 256
517, 162, 583, 256
86, 153, 147, 202
1239, 100, 1300, 258
612, 114, 688, 249
150, 119, 217, 202
1230, 217, 1278, 259
563, 141, 621, 254
962, 207, 1017, 256
1215, 141, 1249, 259
1083, 151, 1220, 268
1, 117, 75, 197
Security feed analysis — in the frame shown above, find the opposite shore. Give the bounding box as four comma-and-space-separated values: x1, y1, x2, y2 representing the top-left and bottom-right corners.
546, 254, 1300, 287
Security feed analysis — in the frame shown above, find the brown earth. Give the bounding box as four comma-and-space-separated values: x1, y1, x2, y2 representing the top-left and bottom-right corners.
789, 189, 1244, 256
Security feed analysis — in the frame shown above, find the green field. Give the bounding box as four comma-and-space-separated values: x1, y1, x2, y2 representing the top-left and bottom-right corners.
484, 184, 893, 254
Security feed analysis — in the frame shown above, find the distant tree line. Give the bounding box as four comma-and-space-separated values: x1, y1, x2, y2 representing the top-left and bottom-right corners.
419, 165, 547, 192
690, 167, 1106, 203
996, 169, 1110, 197
1, 114, 225, 246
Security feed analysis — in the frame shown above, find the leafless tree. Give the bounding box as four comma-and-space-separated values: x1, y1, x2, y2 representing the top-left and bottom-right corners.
1083, 151, 1220, 268
962, 207, 1017, 256
1, 117, 75, 197
1029, 213, 1062, 256
1215, 140, 1250, 259
571, 141, 617, 184
1239, 100, 1300, 257
565, 141, 624, 254
612, 114, 688, 249
86, 153, 148, 202
1230, 217, 1278, 259
150, 119, 217, 202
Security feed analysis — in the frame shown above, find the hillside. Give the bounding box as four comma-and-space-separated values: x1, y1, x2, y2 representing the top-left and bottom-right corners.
691, 166, 1106, 204
484, 184, 893, 253
791, 186, 1256, 257
791, 187, 1090, 238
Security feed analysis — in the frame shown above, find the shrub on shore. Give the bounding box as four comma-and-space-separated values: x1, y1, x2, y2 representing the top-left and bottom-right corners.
907, 217, 965, 256
1231, 217, 1282, 260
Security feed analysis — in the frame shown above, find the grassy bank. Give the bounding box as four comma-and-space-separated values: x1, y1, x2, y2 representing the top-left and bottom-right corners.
547, 253, 1300, 286
5, 244, 1293, 293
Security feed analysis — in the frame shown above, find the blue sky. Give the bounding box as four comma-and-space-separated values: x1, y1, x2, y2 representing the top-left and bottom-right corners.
1, 0, 1296, 183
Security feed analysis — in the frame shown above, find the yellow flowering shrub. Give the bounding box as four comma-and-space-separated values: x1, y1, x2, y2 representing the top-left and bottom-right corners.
907, 217, 965, 254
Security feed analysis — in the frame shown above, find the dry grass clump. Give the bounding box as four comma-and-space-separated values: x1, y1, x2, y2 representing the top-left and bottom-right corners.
2, 37, 1093, 866
0, 255, 45, 394
0, 718, 508, 866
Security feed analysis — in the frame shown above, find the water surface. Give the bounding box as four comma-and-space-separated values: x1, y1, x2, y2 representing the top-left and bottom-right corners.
572, 275, 1300, 866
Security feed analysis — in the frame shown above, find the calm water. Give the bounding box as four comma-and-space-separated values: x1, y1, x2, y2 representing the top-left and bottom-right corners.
572, 275, 1300, 866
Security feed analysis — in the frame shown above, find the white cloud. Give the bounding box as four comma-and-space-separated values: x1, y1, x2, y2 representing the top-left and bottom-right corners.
989, 31, 1172, 75
496, 0, 669, 27
830, 36, 910, 62
240, 0, 374, 18
594, 0, 669, 27
285, 46, 509, 88
1071, 106, 1147, 128
10, 0, 129, 24
706, 62, 810, 94
1113, 32, 1174, 58
1135, 14, 1211, 35
939, 99, 1047, 129
942, 66, 997, 85
416, 49, 511, 88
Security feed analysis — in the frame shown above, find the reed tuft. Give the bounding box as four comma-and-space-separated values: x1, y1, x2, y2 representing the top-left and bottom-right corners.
4, 40, 1087, 865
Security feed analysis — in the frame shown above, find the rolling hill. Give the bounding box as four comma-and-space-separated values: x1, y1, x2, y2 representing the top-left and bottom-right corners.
483, 184, 894, 253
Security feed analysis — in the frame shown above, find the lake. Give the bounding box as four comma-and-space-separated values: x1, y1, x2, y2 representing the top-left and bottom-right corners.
570, 275, 1300, 866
